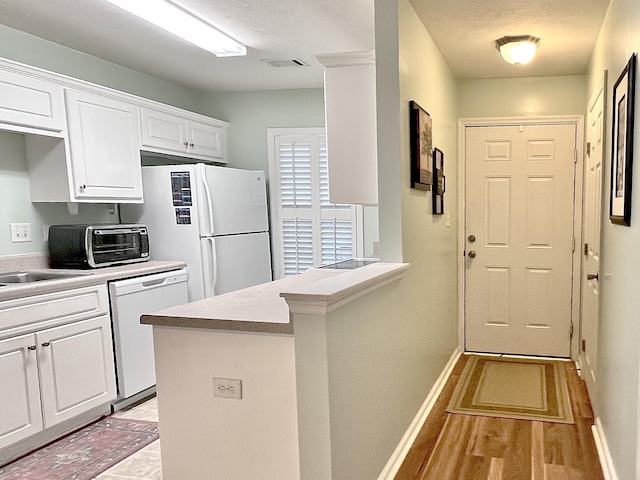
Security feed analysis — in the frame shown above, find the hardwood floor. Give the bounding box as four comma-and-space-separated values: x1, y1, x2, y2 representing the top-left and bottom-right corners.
394, 355, 604, 480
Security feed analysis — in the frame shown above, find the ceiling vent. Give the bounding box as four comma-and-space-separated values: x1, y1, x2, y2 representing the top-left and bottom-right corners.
261, 58, 310, 68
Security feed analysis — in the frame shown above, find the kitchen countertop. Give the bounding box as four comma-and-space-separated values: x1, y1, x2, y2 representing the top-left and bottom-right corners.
141, 262, 409, 334
0, 257, 187, 302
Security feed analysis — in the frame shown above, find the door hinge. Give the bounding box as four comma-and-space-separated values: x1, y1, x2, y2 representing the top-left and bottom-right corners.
582, 339, 586, 352
572, 237, 576, 253
574, 148, 578, 164
570, 322, 574, 338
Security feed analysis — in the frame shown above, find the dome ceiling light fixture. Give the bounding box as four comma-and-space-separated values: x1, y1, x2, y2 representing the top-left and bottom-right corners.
495, 35, 541, 66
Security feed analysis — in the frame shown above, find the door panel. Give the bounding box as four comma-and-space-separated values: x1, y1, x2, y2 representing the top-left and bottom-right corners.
202, 165, 269, 236
465, 124, 577, 357
205, 232, 273, 296
581, 80, 605, 397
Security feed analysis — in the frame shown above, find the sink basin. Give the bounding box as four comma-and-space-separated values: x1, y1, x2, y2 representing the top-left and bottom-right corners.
0, 271, 89, 285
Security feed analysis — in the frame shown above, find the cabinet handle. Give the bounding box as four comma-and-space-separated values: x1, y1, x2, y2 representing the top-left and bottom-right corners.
79, 184, 86, 190
183, 141, 189, 147
28, 345, 36, 351
41, 342, 50, 347
189, 143, 195, 148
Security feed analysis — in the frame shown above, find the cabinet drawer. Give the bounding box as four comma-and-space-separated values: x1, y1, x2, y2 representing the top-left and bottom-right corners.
0, 285, 109, 337
0, 69, 66, 132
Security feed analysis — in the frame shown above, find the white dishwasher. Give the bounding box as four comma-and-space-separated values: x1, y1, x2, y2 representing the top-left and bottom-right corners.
108, 269, 188, 411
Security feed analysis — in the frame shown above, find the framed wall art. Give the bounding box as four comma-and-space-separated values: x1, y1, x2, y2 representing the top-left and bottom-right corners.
433, 148, 445, 215
409, 100, 433, 190
610, 53, 637, 226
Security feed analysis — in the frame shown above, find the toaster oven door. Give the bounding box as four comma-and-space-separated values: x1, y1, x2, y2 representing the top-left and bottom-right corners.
89, 227, 148, 267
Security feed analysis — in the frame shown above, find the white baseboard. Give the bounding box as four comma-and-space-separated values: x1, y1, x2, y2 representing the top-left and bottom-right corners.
377, 347, 462, 479
592, 417, 617, 480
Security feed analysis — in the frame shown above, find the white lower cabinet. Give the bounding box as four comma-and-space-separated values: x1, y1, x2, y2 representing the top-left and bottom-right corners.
38, 315, 116, 427
0, 335, 43, 450
0, 286, 116, 455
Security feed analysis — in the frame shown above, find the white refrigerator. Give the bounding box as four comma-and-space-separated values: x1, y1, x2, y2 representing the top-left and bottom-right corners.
121, 164, 272, 301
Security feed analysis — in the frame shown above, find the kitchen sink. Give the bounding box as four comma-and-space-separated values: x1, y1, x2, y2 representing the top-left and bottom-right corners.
0, 271, 90, 285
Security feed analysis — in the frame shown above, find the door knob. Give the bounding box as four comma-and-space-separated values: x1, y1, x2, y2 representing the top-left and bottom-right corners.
468, 234, 476, 243
468, 250, 476, 258
587, 272, 599, 281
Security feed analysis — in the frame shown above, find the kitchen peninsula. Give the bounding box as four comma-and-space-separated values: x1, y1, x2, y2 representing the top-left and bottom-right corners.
142, 262, 409, 480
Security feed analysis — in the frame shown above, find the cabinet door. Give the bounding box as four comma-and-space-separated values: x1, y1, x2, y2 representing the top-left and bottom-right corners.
140, 108, 188, 153
187, 120, 225, 160
65, 89, 143, 202
37, 315, 116, 428
0, 69, 66, 132
0, 334, 43, 449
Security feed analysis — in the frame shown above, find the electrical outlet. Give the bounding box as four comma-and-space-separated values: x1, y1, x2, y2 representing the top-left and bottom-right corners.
10, 223, 32, 243
213, 377, 242, 400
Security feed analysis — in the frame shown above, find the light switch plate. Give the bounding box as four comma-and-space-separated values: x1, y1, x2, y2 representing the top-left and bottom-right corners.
10, 223, 32, 243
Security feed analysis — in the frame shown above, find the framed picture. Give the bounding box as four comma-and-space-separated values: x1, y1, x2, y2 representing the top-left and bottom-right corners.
610, 53, 637, 226
409, 100, 433, 190
433, 148, 445, 214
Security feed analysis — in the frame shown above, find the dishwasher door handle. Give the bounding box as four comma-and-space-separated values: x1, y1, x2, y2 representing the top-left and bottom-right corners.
141, 278, 167, 288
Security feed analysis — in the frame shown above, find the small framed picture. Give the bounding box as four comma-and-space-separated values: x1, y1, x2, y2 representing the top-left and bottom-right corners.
610, 53, 636, 226
409, 100, 433, 190
433, 148, 445, 215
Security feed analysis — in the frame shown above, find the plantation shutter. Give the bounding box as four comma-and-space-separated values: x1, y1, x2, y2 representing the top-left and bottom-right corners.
269, 128, 358, 279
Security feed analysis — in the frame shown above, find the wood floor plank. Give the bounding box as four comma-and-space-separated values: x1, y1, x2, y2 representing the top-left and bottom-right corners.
500, 420, 532, 479
394, 355, 604, 480
420, 414, 474, 480
395, 356, 470, 478
531, 422, 545, 480
487, 457, 504, 480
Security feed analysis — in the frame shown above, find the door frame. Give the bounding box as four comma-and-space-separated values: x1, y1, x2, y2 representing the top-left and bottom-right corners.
457, 115, 585, 359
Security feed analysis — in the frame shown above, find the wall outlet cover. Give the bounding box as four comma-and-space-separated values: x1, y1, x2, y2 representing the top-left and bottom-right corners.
213, 377, 242, 400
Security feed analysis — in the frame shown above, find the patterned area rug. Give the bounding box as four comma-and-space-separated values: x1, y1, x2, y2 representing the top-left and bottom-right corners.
0, 417, 159, 479
447, 355, 574, 424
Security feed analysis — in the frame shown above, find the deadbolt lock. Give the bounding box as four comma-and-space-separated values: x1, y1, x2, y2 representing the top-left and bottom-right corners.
468, 234, 476, 243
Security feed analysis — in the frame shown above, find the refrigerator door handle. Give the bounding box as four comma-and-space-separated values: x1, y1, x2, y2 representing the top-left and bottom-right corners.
201, 173, 215, 235
205, 237, 218, 297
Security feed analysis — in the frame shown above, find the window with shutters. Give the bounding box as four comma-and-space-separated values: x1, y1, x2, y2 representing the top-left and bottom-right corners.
268, 128, 361, 279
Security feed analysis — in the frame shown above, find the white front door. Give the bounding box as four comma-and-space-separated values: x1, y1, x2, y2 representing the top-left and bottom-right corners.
465, 123, 577, 357
581, 81, 605, 394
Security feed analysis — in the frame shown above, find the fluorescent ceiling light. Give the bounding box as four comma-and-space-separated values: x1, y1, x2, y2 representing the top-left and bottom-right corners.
105, 0, 246, 57
496, 35, 540, 66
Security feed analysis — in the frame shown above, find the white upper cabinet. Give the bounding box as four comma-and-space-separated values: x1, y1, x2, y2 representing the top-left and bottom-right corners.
0, 57, 229, 204
141, 108, 227, 163
0, 68, 66, 135
316, 51, 378, 205
65, 89, 143, 202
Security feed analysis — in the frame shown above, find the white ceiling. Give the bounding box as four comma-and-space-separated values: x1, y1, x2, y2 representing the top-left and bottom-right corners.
0, 0, 611, 92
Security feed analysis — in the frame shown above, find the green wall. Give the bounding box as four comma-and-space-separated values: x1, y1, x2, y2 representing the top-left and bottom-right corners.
0, 25, 198, 111
458, 75, 587, 118
586, 0, 640, 477
196, 89, 325, 173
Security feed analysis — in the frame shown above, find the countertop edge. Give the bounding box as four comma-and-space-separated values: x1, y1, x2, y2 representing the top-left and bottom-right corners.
141, 314, 293, 335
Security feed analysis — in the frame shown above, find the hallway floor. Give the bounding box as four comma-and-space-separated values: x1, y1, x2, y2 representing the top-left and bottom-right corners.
394, 354, 604, 480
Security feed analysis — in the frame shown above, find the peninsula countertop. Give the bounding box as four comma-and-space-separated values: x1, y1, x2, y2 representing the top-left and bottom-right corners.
141, 262, 409, 334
